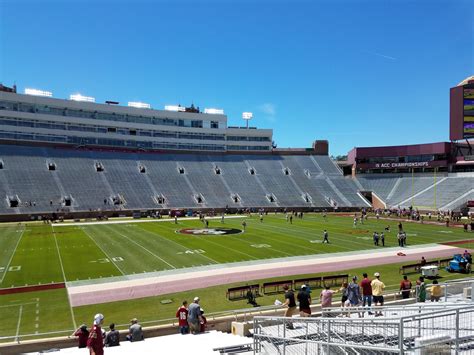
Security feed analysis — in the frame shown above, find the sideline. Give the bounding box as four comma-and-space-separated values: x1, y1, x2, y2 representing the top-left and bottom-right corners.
52, 215, 246, 227
67, 243, 463, 307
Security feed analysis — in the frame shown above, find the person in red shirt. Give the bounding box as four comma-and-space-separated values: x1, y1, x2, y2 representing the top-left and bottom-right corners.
199, 308, 207, 333
400, 275, 412, 299
360, 273, 373, 316
87, 313, 105, 355
176, 300, 189, 334
72, 324, 89, 348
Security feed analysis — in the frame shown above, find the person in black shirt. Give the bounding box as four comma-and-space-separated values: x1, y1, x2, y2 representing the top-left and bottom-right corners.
297, 285, 311, 317
104, 323, 120, 347
282, 285, 296, 329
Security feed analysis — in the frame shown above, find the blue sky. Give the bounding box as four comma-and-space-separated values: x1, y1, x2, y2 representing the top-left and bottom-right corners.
0, 0, 472, 155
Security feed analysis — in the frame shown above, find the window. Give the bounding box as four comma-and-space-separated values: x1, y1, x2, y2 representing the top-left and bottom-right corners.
211, 121, 219, 129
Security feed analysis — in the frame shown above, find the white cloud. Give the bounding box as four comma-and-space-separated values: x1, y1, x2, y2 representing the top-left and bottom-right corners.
258, 103, 276, 121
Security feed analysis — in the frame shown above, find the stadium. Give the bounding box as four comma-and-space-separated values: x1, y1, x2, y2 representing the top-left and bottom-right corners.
0, 73, 472, 355
1, 0, 474, 352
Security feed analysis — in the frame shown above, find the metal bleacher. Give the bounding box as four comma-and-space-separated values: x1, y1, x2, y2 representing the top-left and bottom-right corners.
357, 174, 474, 210
253, 278, 474, 354
0, 144, 426, 214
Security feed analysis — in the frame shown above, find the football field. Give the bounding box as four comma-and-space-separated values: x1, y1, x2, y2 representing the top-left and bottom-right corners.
2, 214, 472, 287
0, 214, 472, 343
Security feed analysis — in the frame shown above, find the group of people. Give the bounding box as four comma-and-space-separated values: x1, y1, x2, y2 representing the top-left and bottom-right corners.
282, 284, 312, 329
175, 297, 207, 335
372, 232, 385, 246
73, 314, 144, 354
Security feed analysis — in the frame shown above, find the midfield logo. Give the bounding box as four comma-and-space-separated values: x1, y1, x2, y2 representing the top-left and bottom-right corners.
177, 228, 243, 235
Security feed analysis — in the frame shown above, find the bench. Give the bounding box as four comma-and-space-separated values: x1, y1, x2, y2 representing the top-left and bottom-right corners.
322, 274, 349, 287
262, 280, 293, 295
294, 277, 322, 290
226, 284, 260, 301
438, 258, 452, 268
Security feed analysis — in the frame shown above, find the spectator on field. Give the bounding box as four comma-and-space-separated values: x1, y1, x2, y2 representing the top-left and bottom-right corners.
72, 324, 89, 348
322, 230, 329, 243
283, 285, 297, 329
104, 323, 120, 347
416, 277, 427, 303
188, 297, 203, 334
297, 285, 311, 317
320, 284, 337, 309
360, 273, 373, 315
371, 273, 385, 316
429, 280, 443, 302
246, 286, 259, 307
87, 313, 105, 355
126, 318, 143, 342
399, 275, 412, 299
420, 256, 427, 266
176, 301, 189, 335
380, 232, 385, 246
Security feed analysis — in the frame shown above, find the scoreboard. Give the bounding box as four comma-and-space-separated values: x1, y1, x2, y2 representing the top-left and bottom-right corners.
450, 82, 474, 140
464, 86, 474, 138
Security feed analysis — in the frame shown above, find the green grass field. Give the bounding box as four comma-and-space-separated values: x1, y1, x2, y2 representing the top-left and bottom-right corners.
0, 214, 472, 342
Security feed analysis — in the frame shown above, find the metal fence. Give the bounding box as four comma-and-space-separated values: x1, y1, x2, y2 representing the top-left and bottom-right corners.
253, 304, 474, 354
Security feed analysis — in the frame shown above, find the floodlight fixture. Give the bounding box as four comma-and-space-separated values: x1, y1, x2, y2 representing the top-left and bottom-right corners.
204, 108, 224, 115
242, 112, 253, 120
24, 88, 53, 97
128, 102, 151, 109
165, 105, 186, 112
70, 94, 95, 103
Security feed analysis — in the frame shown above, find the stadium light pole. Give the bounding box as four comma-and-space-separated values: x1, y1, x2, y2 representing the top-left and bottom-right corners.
242, 112, 253, 129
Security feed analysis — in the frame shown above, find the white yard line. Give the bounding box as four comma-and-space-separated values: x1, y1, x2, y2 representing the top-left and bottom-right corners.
51, 226, 77, 330
0, 302, 37, 309
15, 305, 23, 343
107, 228, 177, 269
80, 227, 126, 276
131, 224, 219, 265
53, 215, 246, 227
0, 227, 25, 284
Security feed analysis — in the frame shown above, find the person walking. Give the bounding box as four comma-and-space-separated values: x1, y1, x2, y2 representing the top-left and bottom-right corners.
297, 285, 312, 317
282, 285, 297, 329
322, 230, 329, 243
87, 314, 105, 355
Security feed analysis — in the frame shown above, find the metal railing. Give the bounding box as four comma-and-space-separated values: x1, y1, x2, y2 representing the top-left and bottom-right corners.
253, 305, 474, 354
